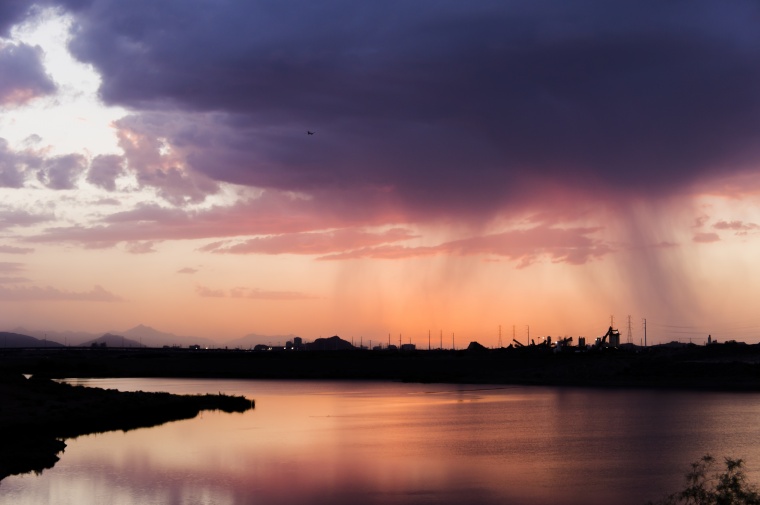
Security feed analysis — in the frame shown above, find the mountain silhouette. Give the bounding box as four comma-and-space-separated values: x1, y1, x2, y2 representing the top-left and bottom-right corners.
0, 332, 64, 348
80, 333, 144, 348
305, 335, 354, 351
120, 325, 215, 348
225, 333, 301, 349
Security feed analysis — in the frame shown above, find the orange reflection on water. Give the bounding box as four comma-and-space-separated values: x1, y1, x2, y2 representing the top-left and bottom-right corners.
6, 380, 760, 505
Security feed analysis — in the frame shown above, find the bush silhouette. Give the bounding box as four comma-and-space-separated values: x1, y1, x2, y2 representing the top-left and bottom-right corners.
649, 455, 760, 505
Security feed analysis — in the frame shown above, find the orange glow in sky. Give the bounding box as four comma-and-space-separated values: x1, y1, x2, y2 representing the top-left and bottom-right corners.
1, 4, 760, 347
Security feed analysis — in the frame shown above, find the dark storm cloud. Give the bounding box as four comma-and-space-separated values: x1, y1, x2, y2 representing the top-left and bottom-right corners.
0, 1, 37, 37
50, 0, 760, 214
0, 42, 56, 105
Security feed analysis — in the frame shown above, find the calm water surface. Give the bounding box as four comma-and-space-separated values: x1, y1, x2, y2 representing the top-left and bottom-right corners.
3, 379, 760, 505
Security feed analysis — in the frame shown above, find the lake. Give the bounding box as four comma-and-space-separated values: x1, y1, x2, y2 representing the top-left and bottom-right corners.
2, 379, 760, 505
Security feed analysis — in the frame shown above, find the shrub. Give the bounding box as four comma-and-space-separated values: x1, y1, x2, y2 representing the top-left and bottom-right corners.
649, 454, 760, 505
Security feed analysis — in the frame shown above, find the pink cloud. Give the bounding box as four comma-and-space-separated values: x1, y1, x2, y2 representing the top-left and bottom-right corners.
0, 245, 34, 254
713, 220, 759, 232
177, 267, 198, 274
196, 285, 317, 300
318, 245, 437, 261
693, 232, 720, 243
318, 225, 612, 267
114, 116, 219, 205
230, 287, 318, 300
693, 215, 710, 228
0, 276, 30, 284
0, 261, 24, 273
196, 285, 226, 298
125, 241, 157, 254
203, 227, 416, 255
0, 284, 122, 301
26, 189, 408, 248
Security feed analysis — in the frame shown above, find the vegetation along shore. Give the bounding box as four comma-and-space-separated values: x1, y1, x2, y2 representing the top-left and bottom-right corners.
0, 372, 253, 482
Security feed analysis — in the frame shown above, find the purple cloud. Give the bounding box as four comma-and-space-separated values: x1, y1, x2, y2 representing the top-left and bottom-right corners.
86, 154, 125, 191
0, 208, 53, 230
0, 42, 56, 105
45, 0, 760, 219
0, 3, 37, 37
37, 154, 87, 190
114, 116, 219, 205
0, 138, 38, 188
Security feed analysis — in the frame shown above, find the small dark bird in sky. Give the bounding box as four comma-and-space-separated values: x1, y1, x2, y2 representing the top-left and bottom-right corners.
307, 131, 315, 135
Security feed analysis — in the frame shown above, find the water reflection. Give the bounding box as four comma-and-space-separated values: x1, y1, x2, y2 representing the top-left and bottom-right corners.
4, 380, 760, 505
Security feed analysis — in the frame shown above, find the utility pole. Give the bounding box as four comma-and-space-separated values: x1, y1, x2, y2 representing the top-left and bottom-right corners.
527, 325, 530, 344
642, 318, 647, 347
452, 332, 455, 350
440, 330, 442, 350
428, 330, 431, 351
498, 325, 502, 348
627, 315, 633, 344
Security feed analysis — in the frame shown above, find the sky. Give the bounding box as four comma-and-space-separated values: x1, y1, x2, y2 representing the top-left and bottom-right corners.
0, 0, 759, 346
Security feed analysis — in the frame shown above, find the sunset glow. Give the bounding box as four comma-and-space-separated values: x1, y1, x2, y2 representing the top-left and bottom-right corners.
1, 1, 760, 346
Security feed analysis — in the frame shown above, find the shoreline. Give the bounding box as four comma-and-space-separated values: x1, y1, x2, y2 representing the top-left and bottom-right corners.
0, 373, 253, 482
3, 343, 760, 482
4, 343, 760, 392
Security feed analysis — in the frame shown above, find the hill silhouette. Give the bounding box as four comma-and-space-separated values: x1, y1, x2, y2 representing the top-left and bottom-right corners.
120, 324, 215, 348
305, 335, 353, 351
0, 332, 63, 348
8, 325, 304, 350
225, 332, 301, 349
80, 333, 144, 348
